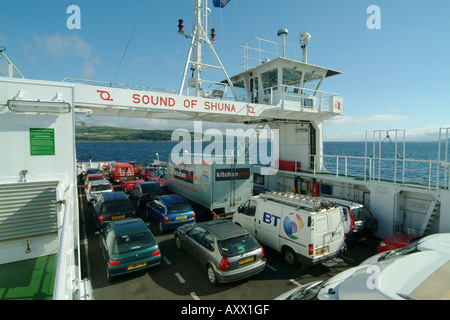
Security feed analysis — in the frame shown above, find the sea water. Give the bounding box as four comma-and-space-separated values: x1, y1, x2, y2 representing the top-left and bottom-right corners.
75, 140, 449, 188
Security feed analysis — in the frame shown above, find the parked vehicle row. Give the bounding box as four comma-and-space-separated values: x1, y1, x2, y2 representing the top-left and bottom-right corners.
83, 170, 269, 284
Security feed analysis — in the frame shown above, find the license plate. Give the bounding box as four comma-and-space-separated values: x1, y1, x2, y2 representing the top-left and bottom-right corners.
176, 215, 187, 220
112, 214, 125, 220
239, 256, 255, 265
127, 262, 147, 270
316, 248, 327, 256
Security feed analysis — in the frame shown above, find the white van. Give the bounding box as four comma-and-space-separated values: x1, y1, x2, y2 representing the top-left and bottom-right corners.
233, 191, 346, 266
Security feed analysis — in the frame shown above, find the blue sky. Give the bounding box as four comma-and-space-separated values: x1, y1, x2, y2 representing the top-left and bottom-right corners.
1, 0, 449, 141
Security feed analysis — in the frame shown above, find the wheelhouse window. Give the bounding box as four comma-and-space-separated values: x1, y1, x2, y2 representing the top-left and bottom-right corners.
232, 80, 249, 101
282, 68, 302, 93
303, 72, 322, 96
261, 69, 278, 94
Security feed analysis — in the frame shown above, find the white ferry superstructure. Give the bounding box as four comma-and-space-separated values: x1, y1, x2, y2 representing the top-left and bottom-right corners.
0, 0, 449, 300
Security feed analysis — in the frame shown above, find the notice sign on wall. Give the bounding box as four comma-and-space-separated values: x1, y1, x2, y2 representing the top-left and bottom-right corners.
30, 128, 55, 156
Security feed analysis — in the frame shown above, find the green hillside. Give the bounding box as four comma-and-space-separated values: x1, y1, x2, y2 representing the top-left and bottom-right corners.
75, 126, 174, 141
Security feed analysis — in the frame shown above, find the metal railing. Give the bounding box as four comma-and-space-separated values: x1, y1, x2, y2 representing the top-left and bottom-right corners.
53, 184, 92, 300
0, 49, 24, 78
313, 154, 450, 190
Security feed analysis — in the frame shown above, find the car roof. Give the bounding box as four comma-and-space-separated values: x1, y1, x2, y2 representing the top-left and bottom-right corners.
330, 250, 450, 300
157, 194, 189, 205
138, 181, 159, 186
86, 173, 104, 178
417, 233, 450, 254
318, 197, 364, 209
100, 191, 128, 201
110, 218, 149, 236
197, 220, 249, 241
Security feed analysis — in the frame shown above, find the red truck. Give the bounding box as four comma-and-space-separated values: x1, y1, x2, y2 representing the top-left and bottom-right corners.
109, 162, 134, 183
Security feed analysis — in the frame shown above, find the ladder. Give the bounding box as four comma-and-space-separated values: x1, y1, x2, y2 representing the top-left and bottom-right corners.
419, 199, 440, 236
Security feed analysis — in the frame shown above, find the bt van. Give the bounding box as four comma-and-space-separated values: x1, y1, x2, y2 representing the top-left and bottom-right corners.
233, 191, 346, 266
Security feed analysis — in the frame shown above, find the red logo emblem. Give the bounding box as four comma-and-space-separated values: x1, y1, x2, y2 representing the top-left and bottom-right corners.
97, 90, 113, 101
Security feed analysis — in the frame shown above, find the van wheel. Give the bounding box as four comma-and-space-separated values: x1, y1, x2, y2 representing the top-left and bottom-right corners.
282, 247, 298, 267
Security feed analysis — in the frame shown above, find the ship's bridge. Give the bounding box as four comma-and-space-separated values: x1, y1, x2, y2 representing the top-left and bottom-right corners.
223, 55, 343, 120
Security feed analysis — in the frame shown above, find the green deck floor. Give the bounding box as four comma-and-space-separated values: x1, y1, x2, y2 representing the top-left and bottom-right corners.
0, 254, 57, 300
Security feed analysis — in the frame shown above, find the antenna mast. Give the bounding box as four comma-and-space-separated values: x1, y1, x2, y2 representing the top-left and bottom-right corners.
178, 0, 238, 99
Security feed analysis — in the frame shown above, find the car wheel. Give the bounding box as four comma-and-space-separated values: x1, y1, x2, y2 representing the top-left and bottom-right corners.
207, 265, 218, 285
175, 235, 182, 251
106, 268, 115, 282
364, 217, 379, 236
282, 247, 298, 267
158, 222, 165, 234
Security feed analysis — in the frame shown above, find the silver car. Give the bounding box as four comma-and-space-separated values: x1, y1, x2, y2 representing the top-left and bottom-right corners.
174, 220, 266, 285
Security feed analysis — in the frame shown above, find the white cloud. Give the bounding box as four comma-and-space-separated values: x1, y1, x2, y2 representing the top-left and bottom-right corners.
325, 113, 409, 127
32, 33, 92, 59
29, 33, 100, 79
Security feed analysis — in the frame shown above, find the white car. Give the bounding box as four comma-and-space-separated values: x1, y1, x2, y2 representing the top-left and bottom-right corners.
276, 249, 450, 300
362, 233, 450, 265
85, 179, 114, 204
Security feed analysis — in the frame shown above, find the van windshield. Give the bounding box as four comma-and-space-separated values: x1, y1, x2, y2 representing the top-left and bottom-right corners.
219, 235, 260, 257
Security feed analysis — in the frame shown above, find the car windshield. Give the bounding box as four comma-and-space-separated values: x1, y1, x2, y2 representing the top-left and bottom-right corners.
219, 235, 260, 257
89, 176, 104, 182
377, 241, 420, 261
141, 184, 163, 194
285, 280, 324, 300
167, 203, 192, 214
103, 200, 133, 213
114, 231, 155, 254
91, 184, 111, 192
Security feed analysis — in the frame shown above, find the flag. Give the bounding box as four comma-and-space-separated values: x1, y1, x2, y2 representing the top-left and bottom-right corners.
212, 0, 231, 8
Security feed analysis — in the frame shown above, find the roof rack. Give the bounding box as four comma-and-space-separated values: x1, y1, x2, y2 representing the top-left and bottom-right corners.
259, 191, 335, 211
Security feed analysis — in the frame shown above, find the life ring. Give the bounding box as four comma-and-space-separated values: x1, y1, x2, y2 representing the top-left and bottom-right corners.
102, 164, 108, 171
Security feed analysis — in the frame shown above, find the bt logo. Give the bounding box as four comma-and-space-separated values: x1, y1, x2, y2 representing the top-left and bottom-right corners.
262, 212, 280, 226
283, 213, 304, 240
263, 212, 304, 239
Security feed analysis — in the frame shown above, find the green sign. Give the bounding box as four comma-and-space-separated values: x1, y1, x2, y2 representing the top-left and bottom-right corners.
30, 128, 55, 156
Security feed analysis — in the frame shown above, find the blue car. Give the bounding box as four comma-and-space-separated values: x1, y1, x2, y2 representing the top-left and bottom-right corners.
146, 195, 196, 233
97, 218, 161, 282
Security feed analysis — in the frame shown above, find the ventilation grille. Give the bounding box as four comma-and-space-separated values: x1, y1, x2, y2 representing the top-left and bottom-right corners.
0, 181, 59, 241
